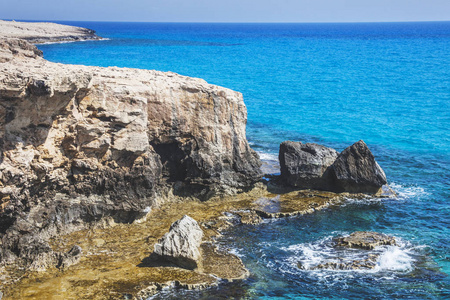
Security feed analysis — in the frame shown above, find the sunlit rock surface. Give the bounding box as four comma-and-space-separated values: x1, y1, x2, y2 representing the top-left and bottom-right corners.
0, 36, 261, 267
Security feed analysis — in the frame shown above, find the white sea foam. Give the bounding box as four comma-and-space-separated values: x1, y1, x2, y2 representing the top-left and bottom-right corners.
374, 246, 414, 272
341, 196, 384, 206
341, 182, 428, 207
39, 38, 110, 45
389, 182, 429, 200
257, 152, 278, 161
227, 247, 244, 258
279, 235, 416, 276
257, 151, 280, 175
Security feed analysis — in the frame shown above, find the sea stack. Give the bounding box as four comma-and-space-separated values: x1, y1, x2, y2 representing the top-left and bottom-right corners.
279, 140, 387, 194
330, 140, 387, 194
279, 141, 338, 190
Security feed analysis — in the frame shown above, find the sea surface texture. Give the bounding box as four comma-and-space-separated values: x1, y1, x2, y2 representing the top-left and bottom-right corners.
38, 22, 449, 299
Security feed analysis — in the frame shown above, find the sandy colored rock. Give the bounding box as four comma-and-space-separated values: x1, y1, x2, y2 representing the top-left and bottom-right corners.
0, 20, 101, 43
252, 190, 350, 218
154, 215, 203, 270
1, 185, 348, 299
200, 243, 249, 280
0, 34, 261, 267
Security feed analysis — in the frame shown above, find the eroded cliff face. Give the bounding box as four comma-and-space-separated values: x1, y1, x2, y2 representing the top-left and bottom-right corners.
0, 38, 261, 264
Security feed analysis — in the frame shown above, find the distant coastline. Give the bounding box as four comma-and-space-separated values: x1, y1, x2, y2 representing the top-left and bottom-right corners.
0, 20, 102, 43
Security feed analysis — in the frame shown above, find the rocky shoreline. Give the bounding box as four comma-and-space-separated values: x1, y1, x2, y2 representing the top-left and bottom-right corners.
0, 21, 395, 299
2, 185, 372, 299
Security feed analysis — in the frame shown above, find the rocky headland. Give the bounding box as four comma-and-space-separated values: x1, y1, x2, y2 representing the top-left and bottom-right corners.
0, 20, 264, 297
0, 21, 394, 299
0, 20, 101, 44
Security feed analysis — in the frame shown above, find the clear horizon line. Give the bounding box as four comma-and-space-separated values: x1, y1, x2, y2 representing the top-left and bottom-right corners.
2, 18, 450, 24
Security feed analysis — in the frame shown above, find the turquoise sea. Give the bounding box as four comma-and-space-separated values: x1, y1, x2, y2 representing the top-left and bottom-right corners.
37, 22, 449, 299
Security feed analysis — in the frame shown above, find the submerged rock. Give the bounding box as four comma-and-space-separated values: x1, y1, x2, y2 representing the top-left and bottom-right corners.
336, 231, 396, 250
310, 254, 379, 270
235, 210, 263, 225
298, 232, 397, 271
252, 190, 345, 218
279, 141, 338, 190
154, 215, 204, 269
330, 140, 387, 194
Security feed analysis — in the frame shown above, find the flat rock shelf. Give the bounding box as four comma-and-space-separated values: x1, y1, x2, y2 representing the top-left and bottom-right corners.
1, 186, 364, 299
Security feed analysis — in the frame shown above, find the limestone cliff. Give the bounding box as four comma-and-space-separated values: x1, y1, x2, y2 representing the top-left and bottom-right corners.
0, 38, 261, 264
0, 20, 101, 44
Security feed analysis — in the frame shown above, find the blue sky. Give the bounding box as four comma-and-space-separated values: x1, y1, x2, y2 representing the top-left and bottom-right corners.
1, 0, 449, 23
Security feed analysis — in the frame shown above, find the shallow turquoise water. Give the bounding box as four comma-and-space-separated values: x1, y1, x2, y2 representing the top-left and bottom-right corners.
37, 22, 449, 299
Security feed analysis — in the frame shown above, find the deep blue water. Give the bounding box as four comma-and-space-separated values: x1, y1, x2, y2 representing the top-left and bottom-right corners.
37, 22, 449, 299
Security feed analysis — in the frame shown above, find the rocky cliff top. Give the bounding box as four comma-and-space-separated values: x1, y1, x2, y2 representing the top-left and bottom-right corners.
0, 20, 101, 43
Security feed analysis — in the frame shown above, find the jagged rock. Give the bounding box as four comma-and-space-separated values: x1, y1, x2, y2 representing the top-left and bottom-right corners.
134, 283, 166, 300
309, 254, 379, 270
279, 141, 338, 189
336, 231, 396, 250
29, 245, 82, 271
330, 140, 387, 194
235, 210, 263, 225
154, 215, 204, 269
279, 140, 387, 194
0, 32, 261, 266
57, 245, 82, 270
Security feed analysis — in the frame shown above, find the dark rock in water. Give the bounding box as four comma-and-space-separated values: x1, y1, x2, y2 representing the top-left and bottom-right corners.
154, 215, 204, 269
297, 261, 305, 270
330, 140, 387, 194
311, 254, 379, 270
336, 231, 396, 250
279, 141, 338, 189
278, 140, 388, 195
298, 231, 396, 271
